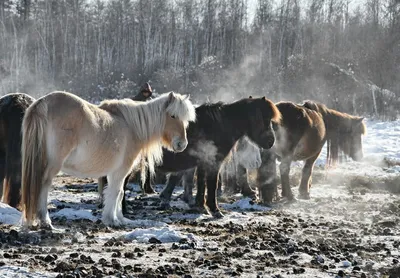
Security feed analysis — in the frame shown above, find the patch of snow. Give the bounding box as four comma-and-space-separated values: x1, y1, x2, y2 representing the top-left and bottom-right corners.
315, 118, 400, 169
126, 219, 168, 228
124, 226, 198, 243
0, 202, 21, 225
221, 197, 271, 211
51, 208, 97, 222
0, 266, 56, 278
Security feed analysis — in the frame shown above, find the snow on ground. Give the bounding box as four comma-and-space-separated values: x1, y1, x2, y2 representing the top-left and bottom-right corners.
0, 266, 57, 278
0, 203, 21, 225
316, 118, 400, 168
0, 118, 399, 278
51, 208, 97, 222
124, 226, 199, 243
222, 197, 271, 211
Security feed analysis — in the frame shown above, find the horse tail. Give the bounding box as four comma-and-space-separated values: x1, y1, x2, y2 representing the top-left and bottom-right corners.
21, 99, 48, 225
1, 106, 25, 209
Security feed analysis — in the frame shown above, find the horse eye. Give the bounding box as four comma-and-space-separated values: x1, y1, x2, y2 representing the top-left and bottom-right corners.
171, 115, 176, 119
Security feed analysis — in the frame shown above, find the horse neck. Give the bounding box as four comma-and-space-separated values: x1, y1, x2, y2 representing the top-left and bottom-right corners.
322, 108, 352, 137
223, 103, 249, 142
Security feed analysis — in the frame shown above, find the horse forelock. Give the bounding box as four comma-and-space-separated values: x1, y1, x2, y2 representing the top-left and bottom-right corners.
163, 92, 196, 125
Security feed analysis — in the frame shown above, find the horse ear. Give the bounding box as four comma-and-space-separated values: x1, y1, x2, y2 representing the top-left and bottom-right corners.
145, 82, 152, 92
262, 96, 266, 100
166, 92, 175, 105
183, 94, 190, 101
355, 117, 364, 124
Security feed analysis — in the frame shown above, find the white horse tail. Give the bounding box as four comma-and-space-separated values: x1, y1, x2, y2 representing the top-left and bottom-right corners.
21, 99, 48, 226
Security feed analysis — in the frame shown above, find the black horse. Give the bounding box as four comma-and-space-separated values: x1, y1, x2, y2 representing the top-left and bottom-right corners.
160, 135, 261, 207
0, 93, 35, 209
144, 96, 281, 217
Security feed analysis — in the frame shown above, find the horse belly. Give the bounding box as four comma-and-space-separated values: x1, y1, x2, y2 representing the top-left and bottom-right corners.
61, 146, 121, 178
293, 134, 322, 161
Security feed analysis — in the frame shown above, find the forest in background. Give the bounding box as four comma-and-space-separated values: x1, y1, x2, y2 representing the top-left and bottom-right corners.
0, 0, 399, 119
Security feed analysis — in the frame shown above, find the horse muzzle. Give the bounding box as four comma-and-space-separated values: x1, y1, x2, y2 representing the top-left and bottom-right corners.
172, 138, 188, 152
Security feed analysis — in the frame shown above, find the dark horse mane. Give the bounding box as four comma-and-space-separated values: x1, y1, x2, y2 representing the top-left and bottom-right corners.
0, 93, 35, 209
302, 100, 366, 165
196, 98, 281, 129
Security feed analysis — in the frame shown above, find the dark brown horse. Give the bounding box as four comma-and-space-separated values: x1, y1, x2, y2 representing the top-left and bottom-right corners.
160, 135, 262, 207
0, 93, 35, 208
256, 100, 366, 203
153, 96, 280, 217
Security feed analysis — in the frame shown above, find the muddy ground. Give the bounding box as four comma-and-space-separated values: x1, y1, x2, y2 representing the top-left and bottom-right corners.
0, 164, 400, 278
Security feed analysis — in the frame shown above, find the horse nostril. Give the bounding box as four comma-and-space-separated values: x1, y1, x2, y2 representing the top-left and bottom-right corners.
176, 141, 186, 151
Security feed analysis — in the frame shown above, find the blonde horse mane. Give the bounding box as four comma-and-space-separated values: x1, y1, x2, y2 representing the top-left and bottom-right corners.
99, 92, 196, 182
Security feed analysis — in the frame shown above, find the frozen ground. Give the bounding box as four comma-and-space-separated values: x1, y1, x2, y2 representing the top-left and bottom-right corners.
0, 119, 399, 278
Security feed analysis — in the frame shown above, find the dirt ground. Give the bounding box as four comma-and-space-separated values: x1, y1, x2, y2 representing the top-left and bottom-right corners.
0, 165, 400, 278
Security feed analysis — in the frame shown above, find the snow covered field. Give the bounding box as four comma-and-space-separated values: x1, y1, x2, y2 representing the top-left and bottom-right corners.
0, 119, 399, 278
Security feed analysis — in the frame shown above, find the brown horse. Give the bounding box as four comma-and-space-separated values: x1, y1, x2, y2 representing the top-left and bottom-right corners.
257, 100, 366, 203
21, 91, 196, 229
0, 93, 35, 209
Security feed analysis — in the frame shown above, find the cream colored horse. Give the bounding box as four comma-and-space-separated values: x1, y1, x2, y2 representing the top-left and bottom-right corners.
21, 91, 196, 229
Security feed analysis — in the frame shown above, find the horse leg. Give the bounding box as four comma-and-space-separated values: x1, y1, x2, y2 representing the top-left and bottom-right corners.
102, 170, 131, 227
97, 176, 107, 208
36, 165, 61, 230
257, 149, 278, 205
159, 173, 178, 208
280, 156, 294, 200
193, 166, 207, 213
221, 164, 237, 195
298, 154, 319, 199
121, 174, 130, 214
182, 168, 195, 206
143, 167, 155, 194
217, 171, 223, 197
237, 164, 256, 198
205, 169, 224, 218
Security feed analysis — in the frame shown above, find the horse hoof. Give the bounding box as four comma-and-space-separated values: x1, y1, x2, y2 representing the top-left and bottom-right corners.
120, 217, 135, 226
242, 190, 257, 198
182, 196, 196, 206
144, 189, 156, 194
188, 206, 208, 214
299, 192, 310, 200
212, 211, 224, 218
159, 201, 171, 210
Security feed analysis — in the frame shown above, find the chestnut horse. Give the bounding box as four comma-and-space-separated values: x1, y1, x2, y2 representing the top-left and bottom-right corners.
0, 93, 35, 208
21, 91, 195, 229
256, 100, 366, 203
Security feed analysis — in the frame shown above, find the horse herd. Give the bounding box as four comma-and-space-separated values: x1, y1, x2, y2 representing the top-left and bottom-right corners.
0, 90, 366, 230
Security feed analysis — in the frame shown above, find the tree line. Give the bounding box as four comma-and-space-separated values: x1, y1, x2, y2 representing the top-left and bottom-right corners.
0, 0, 399, 119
